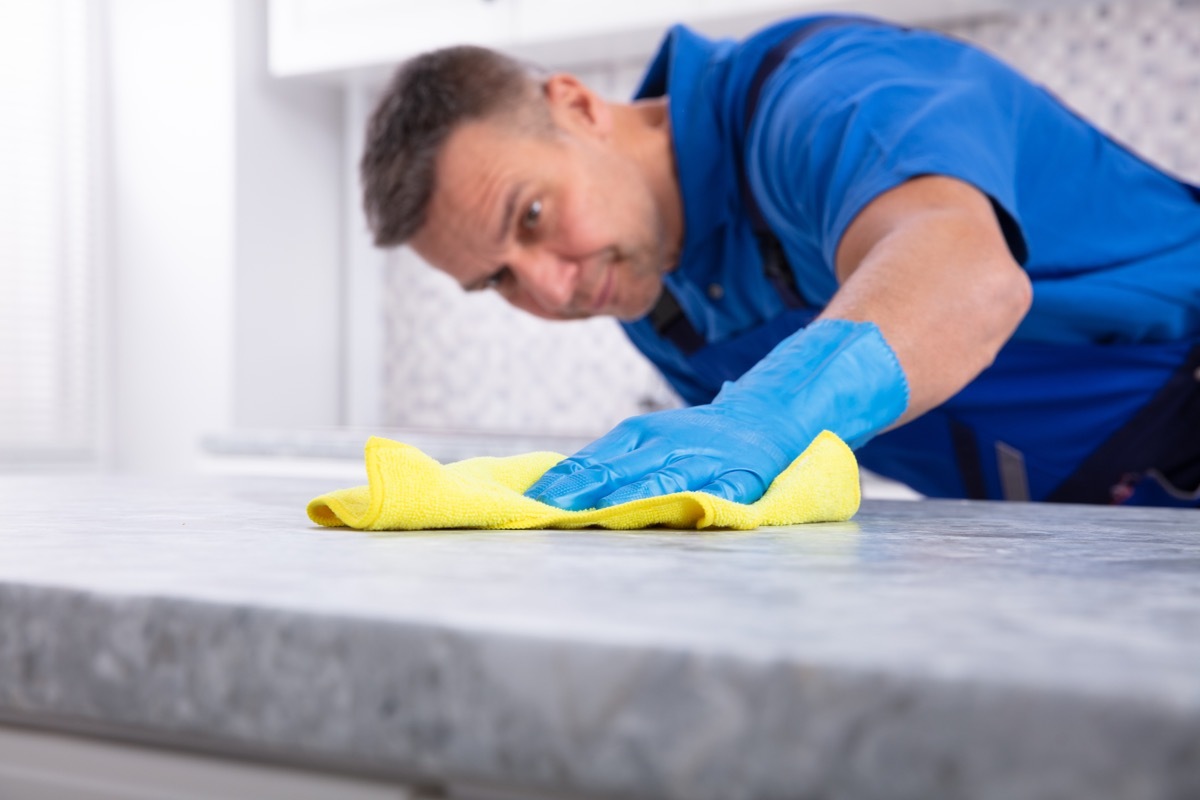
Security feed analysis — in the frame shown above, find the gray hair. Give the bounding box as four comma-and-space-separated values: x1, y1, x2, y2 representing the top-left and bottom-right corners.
360, 46, 549, 248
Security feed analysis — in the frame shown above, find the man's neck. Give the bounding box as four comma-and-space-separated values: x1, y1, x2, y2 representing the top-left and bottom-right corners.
613, 97, 684, 273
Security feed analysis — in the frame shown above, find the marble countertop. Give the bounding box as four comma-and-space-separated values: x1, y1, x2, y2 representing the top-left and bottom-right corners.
0, 474, 1197, 798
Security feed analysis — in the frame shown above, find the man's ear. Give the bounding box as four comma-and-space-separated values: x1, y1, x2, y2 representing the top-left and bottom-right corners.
543, 74, 612, 138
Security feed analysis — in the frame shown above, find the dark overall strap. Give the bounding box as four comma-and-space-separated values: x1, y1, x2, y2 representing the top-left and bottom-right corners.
949, 419, 990, 500
647, 285, 706, 355
1046, 344, 1200, 504
649, 19, 873, 355
737, 22, 854, 311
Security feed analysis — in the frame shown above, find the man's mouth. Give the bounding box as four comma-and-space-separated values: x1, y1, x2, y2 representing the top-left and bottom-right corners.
588, 262, 615, 313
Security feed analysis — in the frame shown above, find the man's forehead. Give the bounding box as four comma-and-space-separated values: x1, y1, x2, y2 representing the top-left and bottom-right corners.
440, 116, 528, 168
412, 205, 492, 266
412, 188, 501, 278
431, 121, 522, 208
416, 115, 563, 268
423, 123, 536, 234
422, 179, 503, 249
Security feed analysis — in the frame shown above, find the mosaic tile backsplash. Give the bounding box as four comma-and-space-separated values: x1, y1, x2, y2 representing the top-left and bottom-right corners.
381, 0, 1200, 436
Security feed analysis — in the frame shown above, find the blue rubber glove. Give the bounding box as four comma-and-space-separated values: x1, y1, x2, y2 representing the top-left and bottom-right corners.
524, 319, 910, 510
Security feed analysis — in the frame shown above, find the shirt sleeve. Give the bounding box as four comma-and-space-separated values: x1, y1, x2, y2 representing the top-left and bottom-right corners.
747, 25, 1030, 281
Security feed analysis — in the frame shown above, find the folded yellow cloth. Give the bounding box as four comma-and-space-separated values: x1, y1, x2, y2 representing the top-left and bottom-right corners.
307, 430, 860, 531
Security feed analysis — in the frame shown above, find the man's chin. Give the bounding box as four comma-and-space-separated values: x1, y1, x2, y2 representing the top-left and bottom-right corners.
608, 283, 663, 323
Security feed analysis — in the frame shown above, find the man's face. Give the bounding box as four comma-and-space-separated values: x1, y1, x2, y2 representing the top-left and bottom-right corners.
409, 89, 676, 322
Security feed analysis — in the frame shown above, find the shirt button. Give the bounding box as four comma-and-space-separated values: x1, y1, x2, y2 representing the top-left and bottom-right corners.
707, 283, 724, 300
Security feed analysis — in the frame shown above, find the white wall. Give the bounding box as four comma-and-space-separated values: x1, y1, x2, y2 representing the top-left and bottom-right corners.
107, 0, 237, 473
105, 0, 343, 474
233, 1, 342, 430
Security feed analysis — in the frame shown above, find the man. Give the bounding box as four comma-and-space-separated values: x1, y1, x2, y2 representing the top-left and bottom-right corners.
360, 14, 1200, 509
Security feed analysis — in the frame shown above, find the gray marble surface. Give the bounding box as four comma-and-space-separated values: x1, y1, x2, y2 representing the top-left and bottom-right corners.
0, 474, 1197, 799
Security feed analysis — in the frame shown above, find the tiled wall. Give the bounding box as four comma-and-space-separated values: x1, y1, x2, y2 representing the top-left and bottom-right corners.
380, 264, 675, 435
380, 0, 1200, 435
947, 0, 1200, 182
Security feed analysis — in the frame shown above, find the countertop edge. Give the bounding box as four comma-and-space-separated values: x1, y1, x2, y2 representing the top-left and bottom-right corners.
3, 581, 1197, 799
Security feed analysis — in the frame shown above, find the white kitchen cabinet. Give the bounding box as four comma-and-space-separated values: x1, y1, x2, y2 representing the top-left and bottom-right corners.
514, 0, 696, 44
269, 0, 1102, 78
268, 0, 513, 77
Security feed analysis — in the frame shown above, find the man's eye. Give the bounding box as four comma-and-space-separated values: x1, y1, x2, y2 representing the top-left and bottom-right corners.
521, 200, 542, 230
484, 266, 512, 291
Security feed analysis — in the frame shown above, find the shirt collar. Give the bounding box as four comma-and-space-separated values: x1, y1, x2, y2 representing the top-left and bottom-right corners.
635, 25, 737, 266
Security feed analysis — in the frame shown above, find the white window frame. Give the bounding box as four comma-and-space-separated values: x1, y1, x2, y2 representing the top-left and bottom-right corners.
0, 0, 107, 470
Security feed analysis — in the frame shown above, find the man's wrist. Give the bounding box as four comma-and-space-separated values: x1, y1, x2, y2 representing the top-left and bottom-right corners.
716, 318, 909, 451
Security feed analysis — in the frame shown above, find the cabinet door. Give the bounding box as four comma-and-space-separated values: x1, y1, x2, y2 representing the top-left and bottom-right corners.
514, 0, 698, 44
270, 0, 513, 77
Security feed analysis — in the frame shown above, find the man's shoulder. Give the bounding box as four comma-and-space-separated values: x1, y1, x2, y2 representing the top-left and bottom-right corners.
637, 15, 872, 101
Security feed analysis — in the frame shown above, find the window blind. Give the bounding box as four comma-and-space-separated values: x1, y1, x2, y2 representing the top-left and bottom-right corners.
0, 0, 95, 464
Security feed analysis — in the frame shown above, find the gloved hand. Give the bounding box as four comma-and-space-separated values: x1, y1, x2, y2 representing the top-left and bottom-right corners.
524, 318, 910, 510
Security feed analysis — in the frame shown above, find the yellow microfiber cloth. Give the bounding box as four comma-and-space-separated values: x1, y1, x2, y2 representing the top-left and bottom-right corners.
307, 430, 860, 531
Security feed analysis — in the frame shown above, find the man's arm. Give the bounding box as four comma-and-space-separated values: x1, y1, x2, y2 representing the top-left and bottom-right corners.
826, 174, 1032, 426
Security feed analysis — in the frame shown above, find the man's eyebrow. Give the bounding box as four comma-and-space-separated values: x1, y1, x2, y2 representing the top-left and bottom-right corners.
495, 182, 525, 246
458, 183, 525, 291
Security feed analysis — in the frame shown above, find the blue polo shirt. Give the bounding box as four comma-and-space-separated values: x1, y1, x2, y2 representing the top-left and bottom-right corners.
622, 16, 1200, 407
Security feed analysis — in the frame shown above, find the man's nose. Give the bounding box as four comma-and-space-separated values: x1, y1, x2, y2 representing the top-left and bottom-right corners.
513, 249, 580, 313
